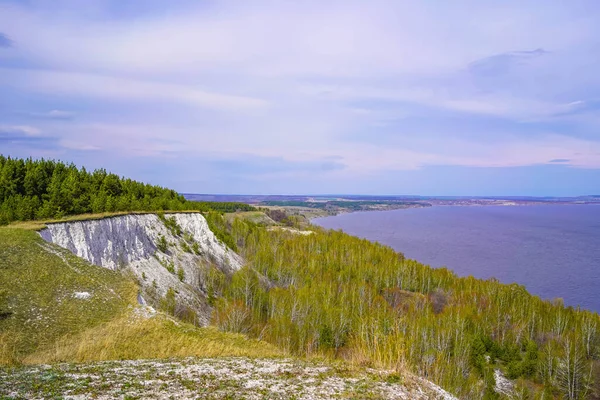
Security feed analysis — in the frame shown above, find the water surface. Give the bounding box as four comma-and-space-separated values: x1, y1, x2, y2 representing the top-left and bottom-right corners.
313, 205, 600, 312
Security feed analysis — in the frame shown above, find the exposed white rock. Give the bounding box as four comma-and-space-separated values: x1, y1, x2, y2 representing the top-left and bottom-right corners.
39, 213, 241, 272
73, 292, 91, 300
39, 213, 243, 326
494, 369, 514, 397
267, 226, 314, 235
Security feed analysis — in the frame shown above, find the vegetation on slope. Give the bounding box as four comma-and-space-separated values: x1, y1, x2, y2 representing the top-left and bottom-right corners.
26, 314, 279, 364
0, 226, 277, 365
0, 156, 254, 225
0, 227, 136, 364
210, 218, 600, 399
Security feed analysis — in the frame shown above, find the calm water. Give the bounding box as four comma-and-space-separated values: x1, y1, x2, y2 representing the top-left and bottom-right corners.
313, 205, 600, 313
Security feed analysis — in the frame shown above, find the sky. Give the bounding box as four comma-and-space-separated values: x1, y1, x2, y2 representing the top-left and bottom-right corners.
1, 0, 600, 196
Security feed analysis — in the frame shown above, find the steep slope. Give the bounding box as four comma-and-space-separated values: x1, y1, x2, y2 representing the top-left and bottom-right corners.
39, 213, 242, 326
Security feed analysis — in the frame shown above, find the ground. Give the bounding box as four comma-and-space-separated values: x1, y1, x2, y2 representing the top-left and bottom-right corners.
0, 357, 454, 400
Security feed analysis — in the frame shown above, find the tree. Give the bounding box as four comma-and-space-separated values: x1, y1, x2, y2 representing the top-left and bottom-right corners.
0, 155, 255, 225
557, 339, 590, 400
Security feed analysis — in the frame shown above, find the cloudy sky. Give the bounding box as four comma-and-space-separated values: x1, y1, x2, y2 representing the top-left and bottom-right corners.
1, 0, 600, 195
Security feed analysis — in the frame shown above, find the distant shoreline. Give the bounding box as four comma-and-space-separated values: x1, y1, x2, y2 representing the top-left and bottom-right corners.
267, 200, 600, 221
182, 193, 600, 221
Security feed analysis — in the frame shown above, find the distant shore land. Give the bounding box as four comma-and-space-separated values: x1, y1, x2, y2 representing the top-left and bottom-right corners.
184, 193, 600, 219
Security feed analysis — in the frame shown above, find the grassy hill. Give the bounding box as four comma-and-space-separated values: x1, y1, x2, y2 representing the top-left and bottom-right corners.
4, 210, 600, 398
2, 155, 600, 398
0, 225, 278, 365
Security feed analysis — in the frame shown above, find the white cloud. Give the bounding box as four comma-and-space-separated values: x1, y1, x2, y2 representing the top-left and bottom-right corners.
2, 1, 595, 79
1, 0, 600, 192
0, 125, 41, 136
32, 109, 75, 119
47, 120, 600, 175
0, 68, 268, 111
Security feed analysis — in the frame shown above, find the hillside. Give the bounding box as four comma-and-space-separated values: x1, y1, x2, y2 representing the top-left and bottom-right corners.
0, 213, 456, 399
1, 156, 599, 399
38, 213, 242, 327
217, 219, 600, 399
4, 210, 599, 398
0, 224, 278, 366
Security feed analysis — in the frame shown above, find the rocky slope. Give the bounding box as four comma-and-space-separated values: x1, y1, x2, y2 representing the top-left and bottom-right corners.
39, 213, 241, 326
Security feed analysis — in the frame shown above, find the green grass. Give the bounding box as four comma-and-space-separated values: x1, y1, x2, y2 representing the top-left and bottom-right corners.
0, 225, 279, 365
0, 227, 138, 364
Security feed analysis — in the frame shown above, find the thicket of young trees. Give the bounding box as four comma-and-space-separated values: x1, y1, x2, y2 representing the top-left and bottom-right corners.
0, 156, 254, 225
209, 219, 600, 399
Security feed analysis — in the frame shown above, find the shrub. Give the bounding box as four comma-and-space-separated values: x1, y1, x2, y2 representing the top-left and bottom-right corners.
157, 235, 169, 253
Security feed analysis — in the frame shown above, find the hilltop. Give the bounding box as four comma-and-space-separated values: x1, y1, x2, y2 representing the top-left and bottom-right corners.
0, 156, 254, 226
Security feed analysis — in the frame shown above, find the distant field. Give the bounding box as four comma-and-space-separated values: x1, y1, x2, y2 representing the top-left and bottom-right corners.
259, 200, 428, 210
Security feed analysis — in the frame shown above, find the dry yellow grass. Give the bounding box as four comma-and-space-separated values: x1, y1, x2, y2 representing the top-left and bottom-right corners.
25, 313, 281, 364
0, 332, 18, 365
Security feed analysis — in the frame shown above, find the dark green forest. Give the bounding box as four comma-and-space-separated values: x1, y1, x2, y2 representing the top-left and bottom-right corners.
0, 156, 254, 225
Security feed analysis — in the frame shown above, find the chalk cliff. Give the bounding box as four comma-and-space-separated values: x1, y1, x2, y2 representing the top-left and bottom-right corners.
39, 213, 242, 326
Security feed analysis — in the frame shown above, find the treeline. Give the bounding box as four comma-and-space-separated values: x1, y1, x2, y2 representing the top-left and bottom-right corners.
209, 219, 600, 399
0, 156, 254, 225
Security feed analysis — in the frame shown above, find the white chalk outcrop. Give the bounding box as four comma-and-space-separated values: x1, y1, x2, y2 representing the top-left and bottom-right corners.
39, 213, 242, 326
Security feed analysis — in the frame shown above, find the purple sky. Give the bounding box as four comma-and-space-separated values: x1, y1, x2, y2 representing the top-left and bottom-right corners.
1, 0, 600, 195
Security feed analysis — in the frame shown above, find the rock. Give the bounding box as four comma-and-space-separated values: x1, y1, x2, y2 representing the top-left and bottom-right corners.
494, 369, 515, 397
39, 213, 242, 326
